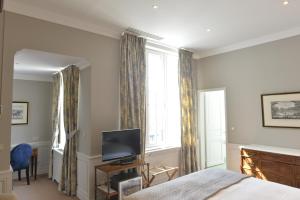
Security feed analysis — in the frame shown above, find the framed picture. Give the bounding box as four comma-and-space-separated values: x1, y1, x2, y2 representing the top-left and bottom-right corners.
119, 176, 142, 200
261, 92, 300, 128
12, 102, 29, 125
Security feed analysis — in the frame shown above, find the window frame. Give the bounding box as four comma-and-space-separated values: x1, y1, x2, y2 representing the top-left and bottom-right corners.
145, 45, 180, 151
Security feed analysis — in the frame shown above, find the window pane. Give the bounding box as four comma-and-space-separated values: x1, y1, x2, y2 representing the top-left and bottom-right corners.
146, 52, 165, 147
165, 54, 180, 147
146, 49, 181, 150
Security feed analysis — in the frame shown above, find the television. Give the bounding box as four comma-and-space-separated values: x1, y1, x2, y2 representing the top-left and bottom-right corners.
102, 129, 141, 162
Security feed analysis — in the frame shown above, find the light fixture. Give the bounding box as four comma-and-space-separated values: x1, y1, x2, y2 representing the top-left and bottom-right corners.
283, 0, 289, 5
152, 0, 159, 9
206, 28, 211, 32
152, 4, 159, 9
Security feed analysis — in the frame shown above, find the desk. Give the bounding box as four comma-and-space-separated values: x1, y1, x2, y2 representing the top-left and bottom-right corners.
95, 160, 149, 200
30, 148, 38, 180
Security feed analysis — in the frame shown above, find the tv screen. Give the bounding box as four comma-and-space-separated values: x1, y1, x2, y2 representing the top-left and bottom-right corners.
102, 129, 141, 162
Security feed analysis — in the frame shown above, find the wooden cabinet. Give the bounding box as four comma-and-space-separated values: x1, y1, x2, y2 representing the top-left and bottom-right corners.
241, 145, 300, 188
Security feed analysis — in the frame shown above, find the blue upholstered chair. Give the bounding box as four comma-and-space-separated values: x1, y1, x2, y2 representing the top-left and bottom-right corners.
10, 144, 32, 185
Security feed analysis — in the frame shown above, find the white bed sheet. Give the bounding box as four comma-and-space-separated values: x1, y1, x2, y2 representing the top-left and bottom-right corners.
210, 177, 300, 200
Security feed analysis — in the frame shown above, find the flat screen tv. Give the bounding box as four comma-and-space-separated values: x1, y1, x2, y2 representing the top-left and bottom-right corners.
102, 129, 141, 162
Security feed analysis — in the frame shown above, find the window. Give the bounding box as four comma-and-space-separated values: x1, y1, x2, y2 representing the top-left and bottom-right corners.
54, 72, 66, 150
146, 47, 181, 150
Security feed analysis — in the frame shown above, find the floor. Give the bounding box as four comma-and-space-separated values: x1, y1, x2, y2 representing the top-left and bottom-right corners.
13, 174, 79, 200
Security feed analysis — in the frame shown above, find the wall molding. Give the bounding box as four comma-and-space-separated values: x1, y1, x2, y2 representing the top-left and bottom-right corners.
4, 0, 300, 60
14, 73, 53, 82
194, 26, 300, 59
4, 0, 121, 40
0, 169, 12, 194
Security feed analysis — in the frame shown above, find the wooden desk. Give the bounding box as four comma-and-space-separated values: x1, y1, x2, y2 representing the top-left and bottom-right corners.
31, 148, 38, 180
95, 160, 149, 200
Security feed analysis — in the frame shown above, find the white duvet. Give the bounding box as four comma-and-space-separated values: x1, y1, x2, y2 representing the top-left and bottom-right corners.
126, 172, 300, 200
210, 177, 300, 200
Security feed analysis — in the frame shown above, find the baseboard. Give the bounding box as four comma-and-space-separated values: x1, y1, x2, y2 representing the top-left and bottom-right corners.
0, 169, 13, 193
76, 187, 89, 200
77, 152, 103, 200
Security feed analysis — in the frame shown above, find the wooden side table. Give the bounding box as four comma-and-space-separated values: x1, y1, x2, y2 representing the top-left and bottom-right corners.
94, 160, 149, 200
31, 148, 38, 180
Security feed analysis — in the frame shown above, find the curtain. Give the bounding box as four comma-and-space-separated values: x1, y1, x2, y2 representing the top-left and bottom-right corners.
59, 65, 80, 196
179, 49, 199, 175
48, 73, 61, 178
120, 33, 147, 160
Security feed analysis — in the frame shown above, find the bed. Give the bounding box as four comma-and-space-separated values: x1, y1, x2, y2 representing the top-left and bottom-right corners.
125, 168, 300, 200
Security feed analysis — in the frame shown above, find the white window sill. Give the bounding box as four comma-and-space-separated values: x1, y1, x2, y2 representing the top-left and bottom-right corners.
146, 145, 181, 154
53, 148, 64, 155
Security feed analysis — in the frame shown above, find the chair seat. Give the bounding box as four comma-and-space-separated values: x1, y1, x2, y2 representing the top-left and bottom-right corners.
10, 144, 33, 185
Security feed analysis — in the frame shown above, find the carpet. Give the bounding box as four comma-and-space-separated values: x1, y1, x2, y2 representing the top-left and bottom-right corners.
13, 174, 79, 200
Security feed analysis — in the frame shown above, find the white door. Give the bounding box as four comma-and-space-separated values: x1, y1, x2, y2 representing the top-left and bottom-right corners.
199, 89, 227, 168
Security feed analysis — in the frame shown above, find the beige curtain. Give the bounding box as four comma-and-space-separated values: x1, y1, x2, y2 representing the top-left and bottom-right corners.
179, 49, 199, 175
120, 33, 146, 160
59, 65, 80, 196
48, 73, 61, 178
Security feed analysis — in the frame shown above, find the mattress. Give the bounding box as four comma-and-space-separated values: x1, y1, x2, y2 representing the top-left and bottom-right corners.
210, 177, 300, 200
126, 170, 300, 200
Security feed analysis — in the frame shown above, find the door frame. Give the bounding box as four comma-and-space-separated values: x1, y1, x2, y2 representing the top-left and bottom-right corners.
197, 87, 228, 169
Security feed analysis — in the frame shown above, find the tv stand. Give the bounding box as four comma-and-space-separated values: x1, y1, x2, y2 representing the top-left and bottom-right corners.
111, 157, 136, 165
94, 159, 149, 200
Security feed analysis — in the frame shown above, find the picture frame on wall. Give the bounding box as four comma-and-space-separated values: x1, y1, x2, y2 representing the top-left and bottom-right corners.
261, 92, 300, 128
119, 176, 142, 200
12, 101, 29, 125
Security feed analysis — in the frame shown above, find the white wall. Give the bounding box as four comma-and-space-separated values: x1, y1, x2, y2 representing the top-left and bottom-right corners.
196, 35, 300, 150
11, 79, 52, 177
78, 67, 92, 155
11, 79, 52, 145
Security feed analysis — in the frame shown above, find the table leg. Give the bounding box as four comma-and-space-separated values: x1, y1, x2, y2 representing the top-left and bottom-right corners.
147, 163, 150, 187
107, 173, 110, 200
34, 156, 37, 180
167, 169, 178, 181
31, 156, 34, 177
95, 167, 97, 200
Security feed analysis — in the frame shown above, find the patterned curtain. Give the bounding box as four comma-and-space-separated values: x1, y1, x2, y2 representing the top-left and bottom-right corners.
179, 49, 199, 175
120, 33, 147, 160
48, 73, 61, 178
59, 65, 80, 196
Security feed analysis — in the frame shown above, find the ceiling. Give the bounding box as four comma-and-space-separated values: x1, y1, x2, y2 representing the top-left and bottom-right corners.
14, 49, 89, 81
5, 0, 300, 58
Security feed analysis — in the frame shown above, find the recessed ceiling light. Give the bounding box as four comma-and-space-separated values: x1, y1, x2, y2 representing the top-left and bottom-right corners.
283, 0, 289, 5
206, 28, 211, 32
152, 4, 159, 9
152, 0, 159, 9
